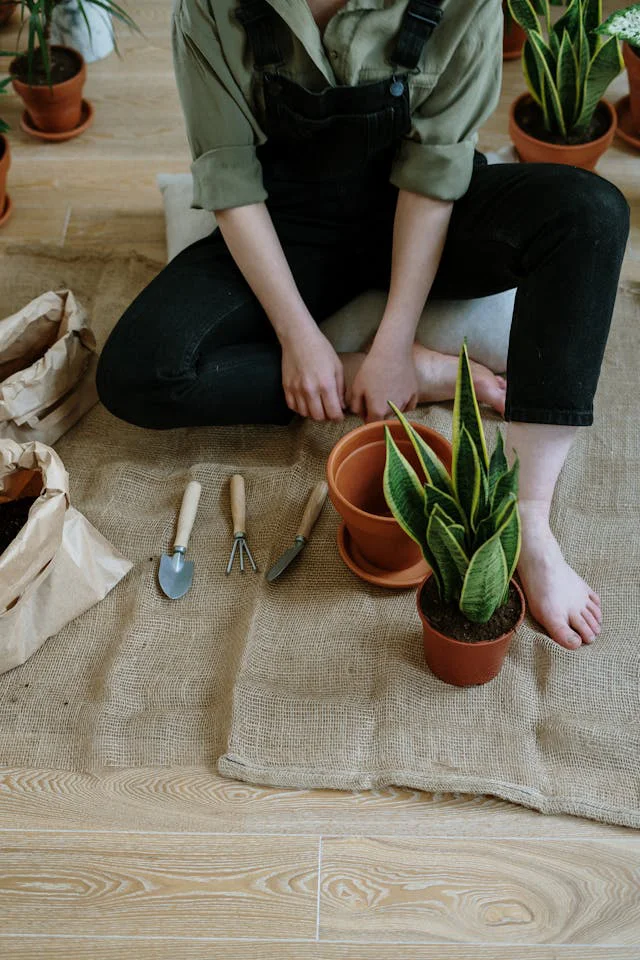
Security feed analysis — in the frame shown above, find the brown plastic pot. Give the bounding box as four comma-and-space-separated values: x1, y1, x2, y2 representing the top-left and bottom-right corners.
326, 419, 452, 573
0, 134, 10, 223
624, 42, 640, 133
509, 92, 617, 170
10, 46, 86, 134
417, 573, 526, 687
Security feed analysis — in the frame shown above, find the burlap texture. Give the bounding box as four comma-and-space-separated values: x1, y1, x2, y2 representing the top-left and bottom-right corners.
0, 246, 637, 828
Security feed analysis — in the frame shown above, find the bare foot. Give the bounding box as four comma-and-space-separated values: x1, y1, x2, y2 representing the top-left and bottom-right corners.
412, 344, 506, 416
516, 501, 603, 650
341, 347, 507, 416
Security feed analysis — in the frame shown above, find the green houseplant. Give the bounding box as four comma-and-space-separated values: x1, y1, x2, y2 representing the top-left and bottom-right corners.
507, 0, 625, 168
598, 5, 640, 141
503, 0, 527, 59
0, 76, 11, 227
3, 0, 139, 137
383, 341, 526, 686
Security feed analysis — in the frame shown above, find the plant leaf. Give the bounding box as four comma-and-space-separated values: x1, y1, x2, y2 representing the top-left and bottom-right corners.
388, 402, 454, 498
488, 429, 508, 501
427, 506, 467, 603
498, 499, 522, 584
424, 484, 468, 535
597, 5, 640, 47
452, 341, 489, 478
454, 425, 482, 532
459, 531, 509, 624
574, 34, 623, 133
383, 426, 427, 551
491, 453, 520, 513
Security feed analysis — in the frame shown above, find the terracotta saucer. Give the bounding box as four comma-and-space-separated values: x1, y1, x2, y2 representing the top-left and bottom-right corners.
614, 95, 640, 150
20, 98, 94, 142
0, 193, 12, 227
337, 522, 429, 590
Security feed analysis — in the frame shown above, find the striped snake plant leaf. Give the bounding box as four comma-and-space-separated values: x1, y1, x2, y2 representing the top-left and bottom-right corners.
383, 426, 427, 551
529, 30, 567, 134
454, 425, 482, 532
552, 0, 581, 48
522, 37, 544, 105
452, 340, 489, 484
583, 0, 603, 55
574, 34, 624, 133
491, 453, 520, 513
427, 506, 468, 603
459, 528, 510, 623
424, 484, 469, 536
488, 429, 508, 501
387, 402, 454, 499
472, 491, 516, 553
498, 497, 522, 587
508, 0, 544, 35
556, 28, 580, 125
597, 5, 640, 47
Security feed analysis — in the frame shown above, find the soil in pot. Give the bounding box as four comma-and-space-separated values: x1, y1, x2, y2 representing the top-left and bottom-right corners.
515, 97, 610, 146
11, 47, 80, 85
420, 575, 522, 643
0, 496, 37, 556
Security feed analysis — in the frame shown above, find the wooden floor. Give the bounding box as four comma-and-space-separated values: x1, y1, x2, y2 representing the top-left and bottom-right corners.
1, 3, 639, 958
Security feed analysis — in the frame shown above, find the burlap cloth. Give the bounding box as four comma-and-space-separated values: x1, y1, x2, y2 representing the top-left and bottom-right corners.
0, 246, 638, 828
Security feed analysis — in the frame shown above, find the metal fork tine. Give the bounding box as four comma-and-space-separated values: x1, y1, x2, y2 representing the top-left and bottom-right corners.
244, 540, 258, 573
225, 537, 239, 575
239, 539, 245, 573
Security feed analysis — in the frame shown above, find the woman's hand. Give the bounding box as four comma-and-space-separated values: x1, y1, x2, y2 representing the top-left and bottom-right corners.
281, 326, 346, 421
348, 343, 418, 423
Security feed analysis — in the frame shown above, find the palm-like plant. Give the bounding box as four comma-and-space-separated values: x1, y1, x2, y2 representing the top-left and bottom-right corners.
383, 341, 521, 625
507, 0, 626, 139
5, 0, 139, 83
597, 5, 640, 48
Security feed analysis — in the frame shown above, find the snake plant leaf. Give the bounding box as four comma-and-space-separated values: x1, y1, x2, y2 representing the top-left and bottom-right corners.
574, 34, 623, 132
488, 430, 508, 501
508, 0, 543, 35
530, 31, 567, 134
424, 484, 468, 535
582, 0, 603, 56
387, 402, 454, 499
452, 341, 489, 482
383, 427, 427, 551
454, 425, 482, 532
522, 37, 544, 105
491, 454, 520, 513
556, 28, 580, 125
459, 530, 510, 624
498, 497, 522, 585
473, 491, 516, 553
427, 507, 468, 603
597, 5, 640, 47
448, 522, 467, 551
553, 0, 581, 47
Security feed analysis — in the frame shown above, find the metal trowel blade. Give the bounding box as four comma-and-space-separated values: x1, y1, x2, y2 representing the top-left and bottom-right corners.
159, 551, 195, 599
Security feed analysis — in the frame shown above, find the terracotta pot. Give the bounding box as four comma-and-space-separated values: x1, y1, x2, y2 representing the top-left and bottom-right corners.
10, 46, 86, 134
0, 134, 10, 219
624, 42, 640, 133
509, 92, 617, 170
503, 6, 526, 61
417, 573, 526, 686
0, 1, 16, 26
326, 419, 452, 572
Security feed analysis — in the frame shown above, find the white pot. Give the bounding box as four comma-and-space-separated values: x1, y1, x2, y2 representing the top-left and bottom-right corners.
50, 0, 114, 63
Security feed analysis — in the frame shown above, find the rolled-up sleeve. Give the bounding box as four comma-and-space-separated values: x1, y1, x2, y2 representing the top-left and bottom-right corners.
390, 9, 503, 202
172, 0, 267, 211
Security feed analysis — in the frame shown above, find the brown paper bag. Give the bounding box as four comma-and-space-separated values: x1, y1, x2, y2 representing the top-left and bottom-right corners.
0, 290, 99, 445
0, 440, 132, 675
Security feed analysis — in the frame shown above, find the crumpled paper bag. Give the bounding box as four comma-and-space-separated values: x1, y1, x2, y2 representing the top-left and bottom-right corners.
0, 440, 132, 675
0, 290, 98, 445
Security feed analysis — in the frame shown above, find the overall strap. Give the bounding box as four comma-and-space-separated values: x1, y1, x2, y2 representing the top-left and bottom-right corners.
390, 0, 445, 70
235, 0, 284, 68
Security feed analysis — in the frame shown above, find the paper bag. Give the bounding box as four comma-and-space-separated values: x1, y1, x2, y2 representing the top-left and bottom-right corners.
0, 290, 99, 445
0, 440, 132, 675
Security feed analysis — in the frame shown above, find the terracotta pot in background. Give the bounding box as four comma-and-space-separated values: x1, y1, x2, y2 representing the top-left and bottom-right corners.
0, 134, 10, 225
417, 574, 526, 687
0, 0, 16, 27
327, 419, 452, 573
624, 42, 640, 132
10, 46, 86, 133
509, 92, 617, 170
503, 6, 526, 61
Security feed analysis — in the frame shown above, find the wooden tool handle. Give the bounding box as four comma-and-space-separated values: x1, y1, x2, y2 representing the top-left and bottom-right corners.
297, 481, 328, 540
230, 474, 246, 536
175, 480, 202, 550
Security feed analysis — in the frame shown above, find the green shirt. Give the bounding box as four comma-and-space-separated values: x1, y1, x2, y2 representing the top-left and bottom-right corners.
172, 0, 503, 211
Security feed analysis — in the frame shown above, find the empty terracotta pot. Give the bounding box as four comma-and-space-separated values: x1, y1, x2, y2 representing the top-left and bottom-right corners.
326, 419, 452, 572
509, 93, 617, 170
624, 43, 640, 133
11, 46, 86, 134
418, 574, 526, 687
0, 134, 10, 224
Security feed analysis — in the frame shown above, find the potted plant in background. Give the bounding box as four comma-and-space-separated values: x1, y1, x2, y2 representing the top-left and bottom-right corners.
0, 1, 17, 27
503, 0, 527, 60
4, 0, 139, 140
597, 4, 640, 149
383, 342, 526, 686
507, 0, 624, 169
0, 77, 11, 226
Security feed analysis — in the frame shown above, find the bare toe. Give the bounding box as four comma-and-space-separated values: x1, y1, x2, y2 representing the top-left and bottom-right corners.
586, 600, 602, 625
581, 608, 600, 639
589, 590, 601, 607
547, 615, 582, 650
569, 612, 595, 645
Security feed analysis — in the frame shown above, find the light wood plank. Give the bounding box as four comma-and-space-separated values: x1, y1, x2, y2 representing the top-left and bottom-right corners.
0, 768, 631, 838
319, 837, 640, 944
1, 940, 639, 960
0, 832, 319, 938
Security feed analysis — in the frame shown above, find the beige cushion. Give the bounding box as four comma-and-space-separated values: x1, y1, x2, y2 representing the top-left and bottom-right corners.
157, 146, 518, 373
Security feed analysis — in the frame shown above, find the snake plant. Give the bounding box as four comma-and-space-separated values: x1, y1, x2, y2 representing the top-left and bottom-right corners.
597, 5, 640, 48
0, 77, 9, 133
383, 341, 521, 625
507, 0, 625, 139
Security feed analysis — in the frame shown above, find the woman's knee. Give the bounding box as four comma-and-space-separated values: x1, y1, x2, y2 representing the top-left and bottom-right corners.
554, 167, 630, 248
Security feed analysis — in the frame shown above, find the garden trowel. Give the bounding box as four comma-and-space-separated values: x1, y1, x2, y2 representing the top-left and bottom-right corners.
266, 481, 328, 582
159, 480, 202, 599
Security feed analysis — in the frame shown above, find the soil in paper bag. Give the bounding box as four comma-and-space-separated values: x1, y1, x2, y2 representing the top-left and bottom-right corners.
0, 497, 37, 556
